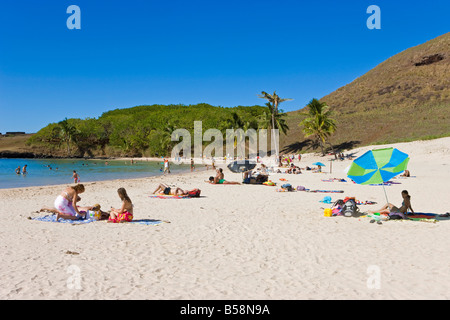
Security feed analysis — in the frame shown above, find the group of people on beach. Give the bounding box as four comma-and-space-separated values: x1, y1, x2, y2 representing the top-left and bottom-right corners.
41, 184, 134, 223
36, 156, 446, 224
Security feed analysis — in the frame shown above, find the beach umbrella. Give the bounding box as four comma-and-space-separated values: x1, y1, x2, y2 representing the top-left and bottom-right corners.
313, 162, 326, 167
227, 160, 257, 173
343, 164, 351, 174
347, 147, 409, 207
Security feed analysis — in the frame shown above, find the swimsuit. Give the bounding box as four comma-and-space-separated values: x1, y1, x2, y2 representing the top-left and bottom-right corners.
163, 187, 171, 195
218, 179, 225, 184
54, 194, 79, 217
108, 211, 133, 223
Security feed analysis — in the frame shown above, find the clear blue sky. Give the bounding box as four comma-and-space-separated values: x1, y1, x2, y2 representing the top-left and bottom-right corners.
0, 0, 449, 133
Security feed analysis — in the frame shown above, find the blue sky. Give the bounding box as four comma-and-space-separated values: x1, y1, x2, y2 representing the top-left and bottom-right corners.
0, 0, 449, 133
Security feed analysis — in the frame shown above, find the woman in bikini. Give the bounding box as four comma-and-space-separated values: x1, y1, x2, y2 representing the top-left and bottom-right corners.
108, 188, 134, 223
54, 184, 86, 221
152, 183, 190, 196
369, 190, 414, 216
207, 168, 240, 185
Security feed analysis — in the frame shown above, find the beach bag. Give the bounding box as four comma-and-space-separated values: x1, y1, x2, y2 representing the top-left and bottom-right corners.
297, 186, 306, 191
389, 211, 406, 220
187, 188, 201, 198
332, 199, 345, 208
281, 183, 293, 191
342, 198, 358, 217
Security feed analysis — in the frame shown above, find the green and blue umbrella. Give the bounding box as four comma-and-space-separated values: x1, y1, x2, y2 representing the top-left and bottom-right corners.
347, 147, 409, 185
347, 147, 410, 207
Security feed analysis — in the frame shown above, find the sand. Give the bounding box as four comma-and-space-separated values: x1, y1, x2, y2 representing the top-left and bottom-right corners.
1, 137, 450, 300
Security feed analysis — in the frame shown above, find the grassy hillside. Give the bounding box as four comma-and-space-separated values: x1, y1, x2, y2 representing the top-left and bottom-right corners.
0, 134, 37, 153
281, 32, 450, 153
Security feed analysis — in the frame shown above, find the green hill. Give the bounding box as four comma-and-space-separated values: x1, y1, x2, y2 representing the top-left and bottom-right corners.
281, 32, 450, 153
27, 103, 268, 158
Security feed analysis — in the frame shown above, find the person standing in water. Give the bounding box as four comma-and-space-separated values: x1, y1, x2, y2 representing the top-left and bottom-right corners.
163, 159, 170, 175
72, 170, 80, 183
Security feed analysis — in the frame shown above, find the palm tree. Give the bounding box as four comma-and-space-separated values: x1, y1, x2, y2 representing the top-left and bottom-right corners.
58, 118, 76, 157
299, 99, 337, 155
258, 91, 293, 132
258, 91, 293, 159
260, 102, 290, 135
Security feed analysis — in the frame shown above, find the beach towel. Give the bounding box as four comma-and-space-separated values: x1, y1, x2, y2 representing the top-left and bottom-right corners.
369, 181, 402, 186
406, 213, 438, 219
130, 219, 166, 226
32, 215, 97, 224
322, 179, 347, 182
149, 194, 191, 199
307, 190, 344, 193
406, 217, 438, 223
356, 200, 377, 205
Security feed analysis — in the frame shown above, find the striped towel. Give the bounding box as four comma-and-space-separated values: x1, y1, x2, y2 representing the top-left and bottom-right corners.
149, 194, 190, 199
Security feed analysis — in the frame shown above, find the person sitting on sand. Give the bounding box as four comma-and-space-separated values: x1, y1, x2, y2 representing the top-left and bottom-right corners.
260, 164, 269, 174
293, 166, 302, 174
400, 170, 411, 177
369, 190, 414, 216
108, 188, 134, 223
153, 183, 190, 196
40, 197, 106, 219
54, 184, 86, 221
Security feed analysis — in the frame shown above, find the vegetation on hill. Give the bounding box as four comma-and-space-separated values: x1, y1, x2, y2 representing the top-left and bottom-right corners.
27, 104, 286, 158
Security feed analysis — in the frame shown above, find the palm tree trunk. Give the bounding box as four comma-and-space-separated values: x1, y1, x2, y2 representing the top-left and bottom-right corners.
66, 138, 71, 157
272, 110, 280, 164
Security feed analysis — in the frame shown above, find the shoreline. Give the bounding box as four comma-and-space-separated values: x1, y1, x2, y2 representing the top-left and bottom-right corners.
0, 163, 211, 192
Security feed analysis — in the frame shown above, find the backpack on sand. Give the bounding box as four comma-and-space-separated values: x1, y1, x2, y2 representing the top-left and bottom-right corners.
342, 198, 359, 217
188, 188, 201, 198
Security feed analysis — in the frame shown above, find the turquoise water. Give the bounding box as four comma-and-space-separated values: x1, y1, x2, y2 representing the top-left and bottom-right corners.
0, 159, 190, 189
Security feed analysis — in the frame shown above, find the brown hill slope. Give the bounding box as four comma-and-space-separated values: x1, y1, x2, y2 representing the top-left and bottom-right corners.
282, 32, 450, 153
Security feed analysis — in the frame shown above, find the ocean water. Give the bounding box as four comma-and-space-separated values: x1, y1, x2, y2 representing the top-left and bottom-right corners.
0, 158, 190, 189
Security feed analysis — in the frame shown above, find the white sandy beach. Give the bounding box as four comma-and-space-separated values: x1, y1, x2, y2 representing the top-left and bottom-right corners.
1, 137, 450, 300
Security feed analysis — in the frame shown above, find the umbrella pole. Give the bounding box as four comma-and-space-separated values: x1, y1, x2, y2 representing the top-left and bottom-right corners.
382, 183, 391, 213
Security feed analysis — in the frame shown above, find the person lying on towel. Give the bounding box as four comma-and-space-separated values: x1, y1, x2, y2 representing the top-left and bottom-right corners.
153, 183, 191, 196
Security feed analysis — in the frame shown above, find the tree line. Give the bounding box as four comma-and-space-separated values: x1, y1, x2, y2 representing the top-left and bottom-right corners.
27, 97, 337, 158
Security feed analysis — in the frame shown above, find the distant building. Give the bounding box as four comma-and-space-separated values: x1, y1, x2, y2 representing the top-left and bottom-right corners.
6, 132, 26, 135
